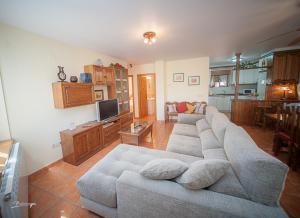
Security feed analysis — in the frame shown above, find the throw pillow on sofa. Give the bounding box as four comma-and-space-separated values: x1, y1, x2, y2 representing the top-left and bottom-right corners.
167, 104, 177, 113
175, 159, 230, 189
185, 103, 196, 114
140, 159, 188, 180
176, 102, 188, 113
195, 103, 206, 114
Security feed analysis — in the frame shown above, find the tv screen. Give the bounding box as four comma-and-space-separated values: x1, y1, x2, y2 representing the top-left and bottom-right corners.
96, 99, 119, 121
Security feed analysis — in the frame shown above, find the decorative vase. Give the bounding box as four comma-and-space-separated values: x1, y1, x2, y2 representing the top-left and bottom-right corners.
57, 66, 66, 82
70, 76, 78, 83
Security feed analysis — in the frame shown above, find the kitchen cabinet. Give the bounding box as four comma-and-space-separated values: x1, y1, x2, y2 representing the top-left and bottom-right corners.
208, 96, 232, 112
239, 69, 258, 84
272, 51, 300, 82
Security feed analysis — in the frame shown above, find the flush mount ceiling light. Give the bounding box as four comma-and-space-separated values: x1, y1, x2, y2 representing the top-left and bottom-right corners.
143, 31, 156, 45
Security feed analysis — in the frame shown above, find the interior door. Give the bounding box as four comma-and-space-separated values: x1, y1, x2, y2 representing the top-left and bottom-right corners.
138, 75, 148, 118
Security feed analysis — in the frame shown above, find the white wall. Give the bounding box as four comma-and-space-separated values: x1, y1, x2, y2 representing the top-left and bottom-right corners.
0, 23, 127, 175
0, 73, 11, 141
129, 57, 209, 120
166, 57, 209, 102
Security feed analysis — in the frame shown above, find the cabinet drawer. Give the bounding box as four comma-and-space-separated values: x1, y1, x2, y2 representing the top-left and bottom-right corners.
120, 113, 133, 127
103, 122, 120, 134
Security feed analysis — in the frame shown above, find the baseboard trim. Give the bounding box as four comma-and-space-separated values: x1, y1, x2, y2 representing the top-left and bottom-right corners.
28, 158, 62, 183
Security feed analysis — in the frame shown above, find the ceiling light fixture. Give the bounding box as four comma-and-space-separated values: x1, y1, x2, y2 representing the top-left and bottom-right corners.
143, 31, 156, 45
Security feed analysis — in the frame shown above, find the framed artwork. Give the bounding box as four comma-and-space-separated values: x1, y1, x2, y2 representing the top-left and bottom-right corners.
188, 76, 200, 85
173, 73, 184, 82
94, 89, 104, 101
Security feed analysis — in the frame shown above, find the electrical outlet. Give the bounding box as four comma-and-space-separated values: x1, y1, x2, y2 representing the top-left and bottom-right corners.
52, 142, 61, 149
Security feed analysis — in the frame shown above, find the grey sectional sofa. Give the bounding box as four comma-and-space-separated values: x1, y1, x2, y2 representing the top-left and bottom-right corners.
77, 106, 289, 218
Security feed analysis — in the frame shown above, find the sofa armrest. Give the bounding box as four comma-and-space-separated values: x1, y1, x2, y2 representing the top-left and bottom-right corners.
177, 113, 205, 124
116, 171, 288, 218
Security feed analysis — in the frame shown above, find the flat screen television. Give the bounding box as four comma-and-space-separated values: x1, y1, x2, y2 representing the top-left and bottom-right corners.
96, 99, 119, 122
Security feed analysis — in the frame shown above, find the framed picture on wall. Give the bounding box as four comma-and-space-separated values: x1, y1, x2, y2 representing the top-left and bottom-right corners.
188, 76, 200, 85
173, 73, 184, 82
94, 89, 104, 101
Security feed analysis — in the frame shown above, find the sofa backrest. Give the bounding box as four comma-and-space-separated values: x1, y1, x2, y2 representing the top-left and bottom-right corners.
223, 123, 288, 206
211, 112, 230, 145
205, 106, 218, 125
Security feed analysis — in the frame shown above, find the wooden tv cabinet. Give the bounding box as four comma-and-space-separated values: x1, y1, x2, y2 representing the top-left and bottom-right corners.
60, 112, 133, 165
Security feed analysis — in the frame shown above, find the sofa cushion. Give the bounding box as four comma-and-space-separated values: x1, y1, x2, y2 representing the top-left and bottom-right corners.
224, 124, 289, 206
200, 129, 221, 150
77, 144, 200, 208
172, 123, 198, 138
202, 148, 227, 160
166, 134, 203, 157
140, 159, 188, 180
202, 148, 249, 199
211, 113, 230, 145
196, 119, 210, 136
209, 167, 249, 199
195, 102, 206, 114
177, 113, 205, 125
176, 159, 230, 190
167, 104, 177, 113
176, 102, 187, 113
205, 106, 218, 125
185, 103, 196, 114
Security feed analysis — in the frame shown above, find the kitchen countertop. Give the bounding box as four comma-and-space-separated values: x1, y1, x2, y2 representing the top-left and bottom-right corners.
209, 94, 258, 97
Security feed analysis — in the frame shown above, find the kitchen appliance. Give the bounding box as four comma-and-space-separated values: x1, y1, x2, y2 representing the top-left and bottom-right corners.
242, 89, 256, 95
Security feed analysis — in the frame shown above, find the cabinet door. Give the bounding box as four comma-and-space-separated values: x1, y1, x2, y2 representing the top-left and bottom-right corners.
63, 84, 94, 107
74, 133, 89, 160
272, 53, 287, 82
286, 52, 300, 81
105, 67, 115, 84
94, 66, 106, 84
239, 71, 245, 84
87, 127, 101, 151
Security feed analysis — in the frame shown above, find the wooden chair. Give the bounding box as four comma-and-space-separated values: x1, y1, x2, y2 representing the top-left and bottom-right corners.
272, 105, 295, 156
290, 106, 300, 170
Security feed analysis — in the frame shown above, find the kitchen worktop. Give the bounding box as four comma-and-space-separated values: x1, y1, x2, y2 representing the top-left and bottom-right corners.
209, 94, 258, 97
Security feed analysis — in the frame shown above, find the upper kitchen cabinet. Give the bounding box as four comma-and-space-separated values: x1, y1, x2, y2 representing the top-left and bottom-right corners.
209, 69, 231, 87
239, 69, 259, 84
272, 51, 300, 83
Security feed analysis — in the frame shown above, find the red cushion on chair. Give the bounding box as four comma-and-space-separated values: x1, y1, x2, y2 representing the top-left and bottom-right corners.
176, 102, 187, 113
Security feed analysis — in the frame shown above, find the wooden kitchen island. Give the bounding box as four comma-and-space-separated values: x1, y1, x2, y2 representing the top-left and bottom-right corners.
231, 99, 300, 126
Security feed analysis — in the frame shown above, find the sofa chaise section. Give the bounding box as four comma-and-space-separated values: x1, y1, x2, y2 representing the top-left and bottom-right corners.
77, 144, 200, 218
117, 171, 288, 218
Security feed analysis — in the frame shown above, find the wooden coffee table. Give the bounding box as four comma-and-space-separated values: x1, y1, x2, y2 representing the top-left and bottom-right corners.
119, 121, 153, 146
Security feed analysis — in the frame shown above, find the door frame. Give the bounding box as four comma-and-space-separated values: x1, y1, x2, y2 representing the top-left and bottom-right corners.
137, 73, 157, 120
128, 75, 135, 117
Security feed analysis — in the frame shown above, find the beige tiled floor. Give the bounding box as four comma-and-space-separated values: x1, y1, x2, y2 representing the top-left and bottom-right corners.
29, 121, 300, 218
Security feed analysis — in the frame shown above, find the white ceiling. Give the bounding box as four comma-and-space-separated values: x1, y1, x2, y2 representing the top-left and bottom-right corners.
0, 0, 300, 65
